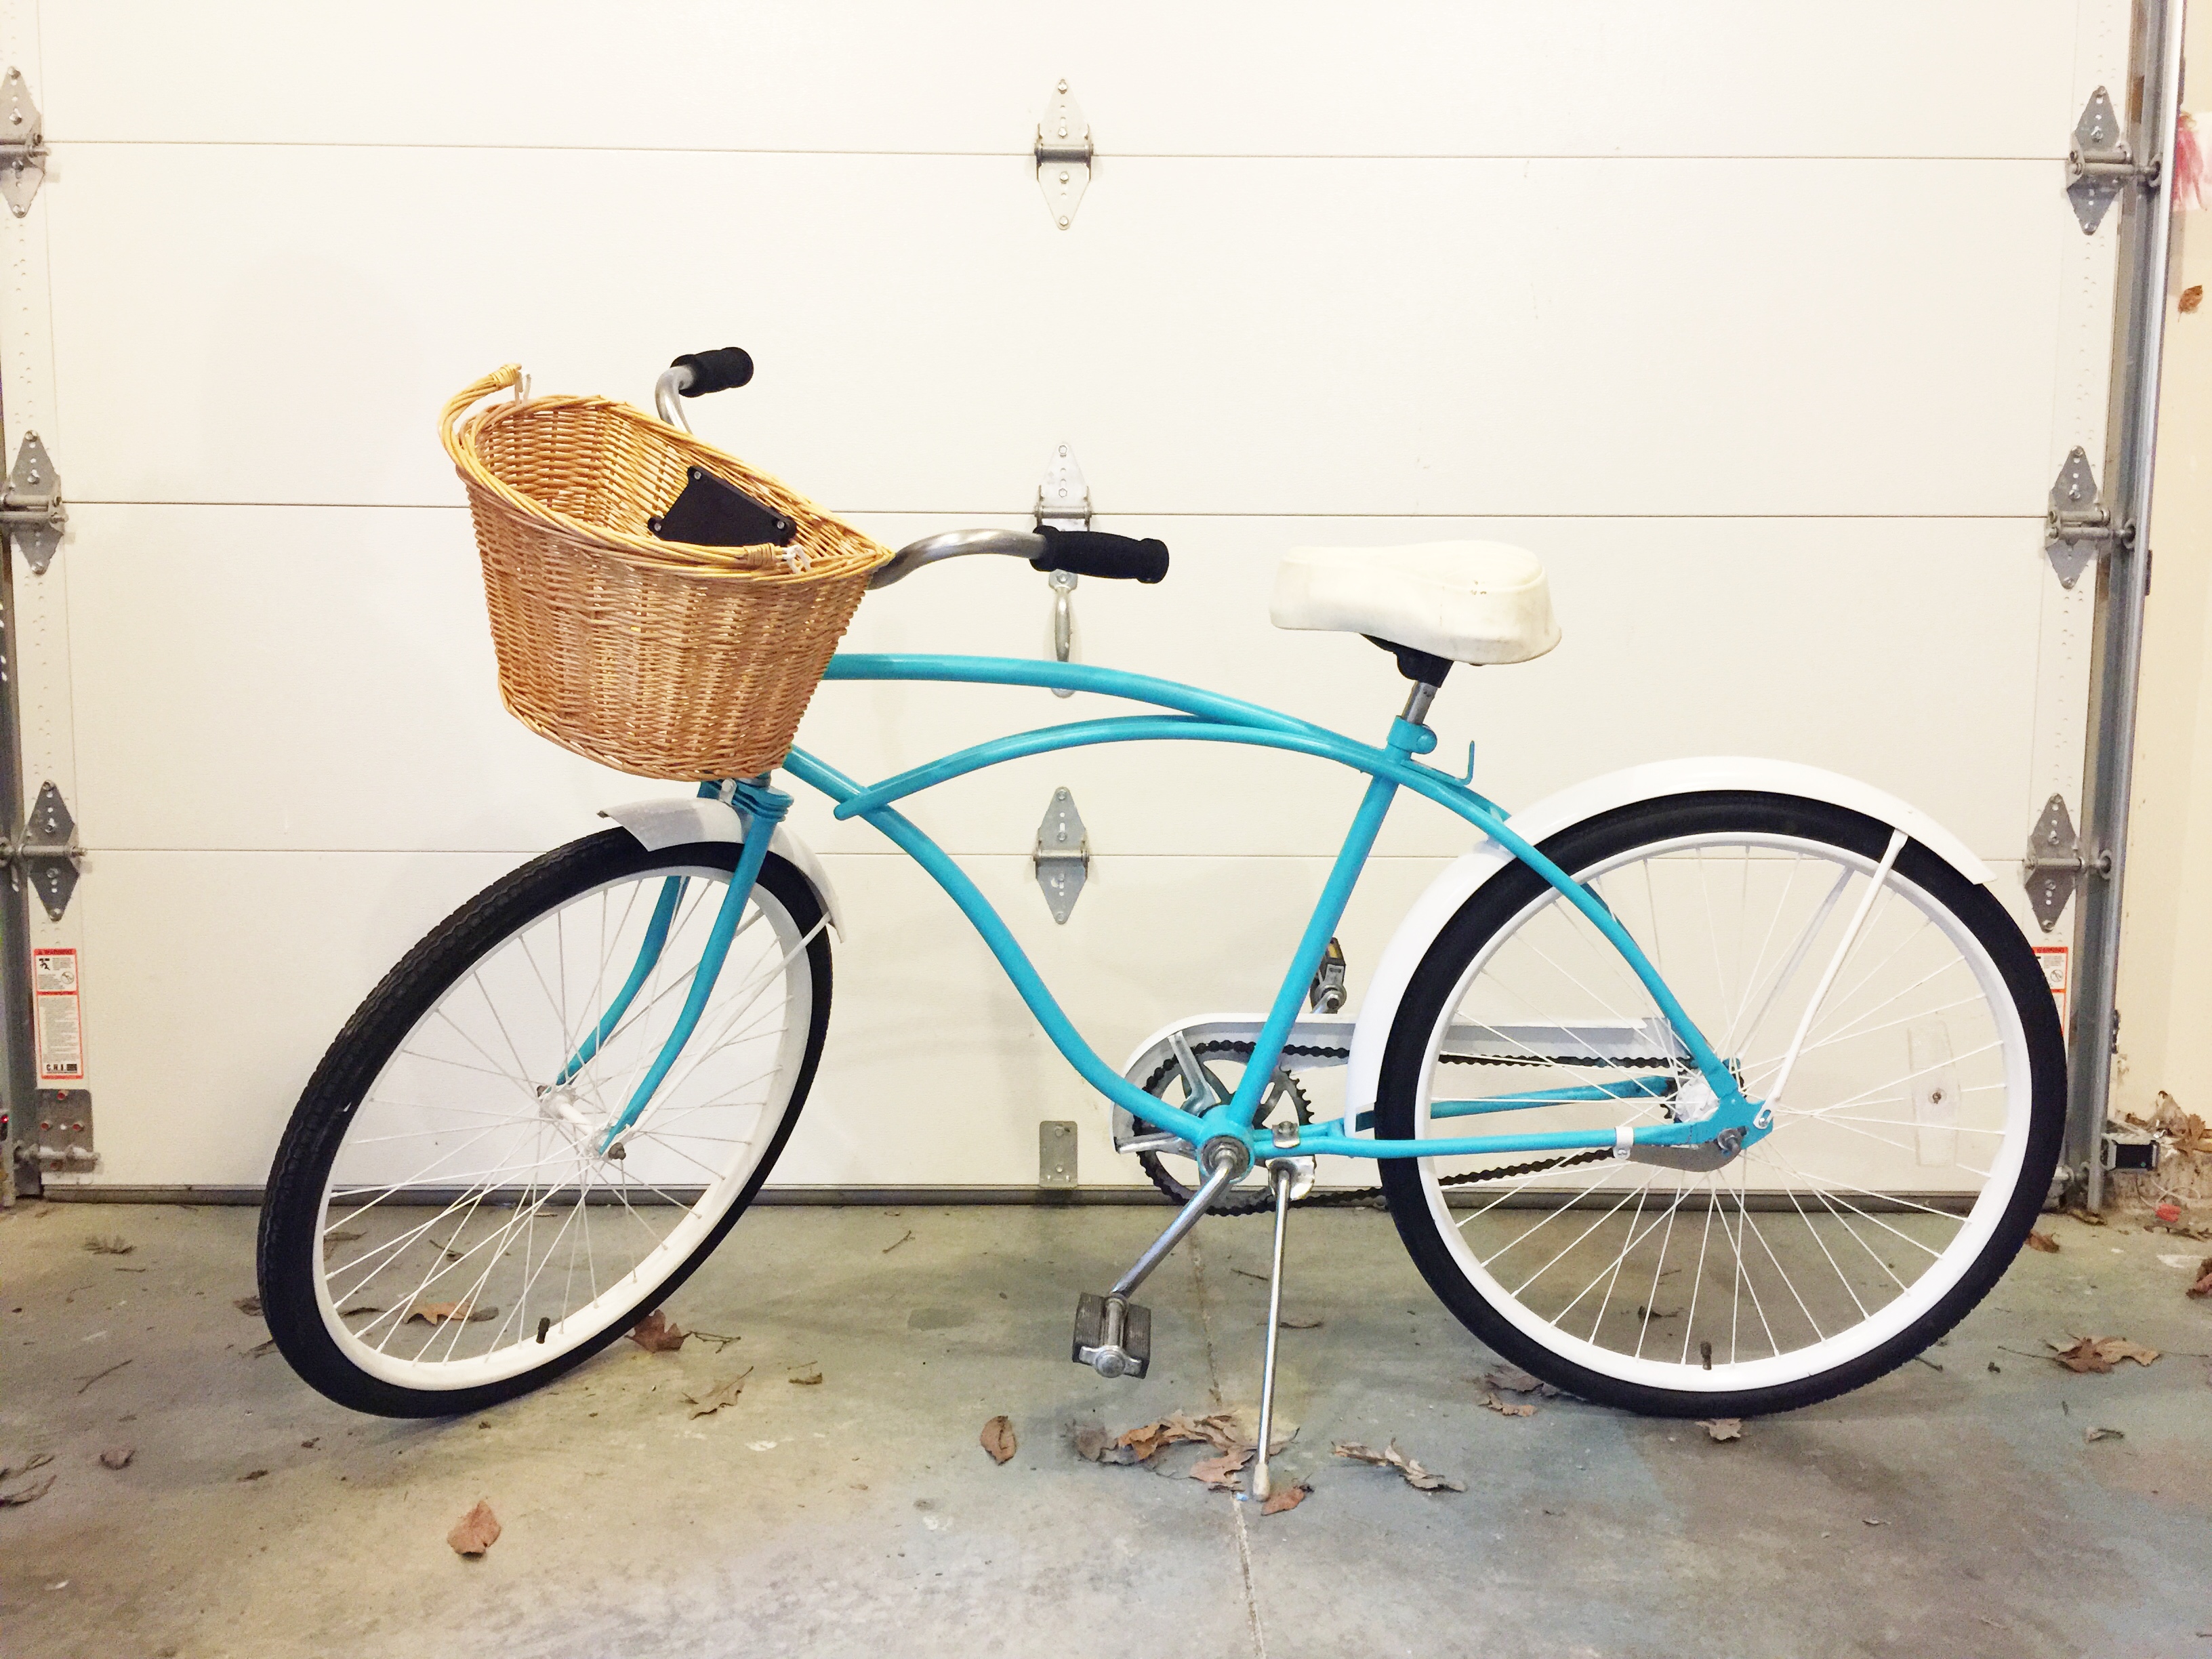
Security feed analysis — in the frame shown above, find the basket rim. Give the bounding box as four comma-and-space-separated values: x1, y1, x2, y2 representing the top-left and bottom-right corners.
440, 365, 892, 580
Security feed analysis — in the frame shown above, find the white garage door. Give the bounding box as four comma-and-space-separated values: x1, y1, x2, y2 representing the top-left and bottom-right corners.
4, 2, 2119, 1194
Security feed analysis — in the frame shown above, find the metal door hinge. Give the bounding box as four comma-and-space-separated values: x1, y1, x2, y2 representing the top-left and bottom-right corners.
1039, 1120, 1078, 1187
1, 432, 66, 573
1036, 81, 1091, 229
0, 69, 45, 218
2023, 793, 2106, 932
2066, 86, 2158, 234
32, 1088, 94, 1172
1037, 445, 1090, 695
2044, 447, 2127, 589
1034, 787, 1089, 923
6, 781, 83, 920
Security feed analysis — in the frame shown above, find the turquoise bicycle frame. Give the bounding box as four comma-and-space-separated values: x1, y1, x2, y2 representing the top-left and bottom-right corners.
596, 653, 1770, 1168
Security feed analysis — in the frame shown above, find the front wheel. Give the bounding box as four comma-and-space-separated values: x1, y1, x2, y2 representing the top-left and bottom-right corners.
258, 831, 832, 1416
1376, 792, 2064, 1418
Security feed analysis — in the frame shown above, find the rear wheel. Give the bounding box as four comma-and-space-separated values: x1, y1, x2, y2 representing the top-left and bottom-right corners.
1376, 792, 2064, 1417
258, 831, 832, 1416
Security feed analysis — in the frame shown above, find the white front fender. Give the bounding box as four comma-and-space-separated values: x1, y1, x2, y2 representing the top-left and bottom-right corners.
1340, 757, 1990, 1136
598, 797, 844, 937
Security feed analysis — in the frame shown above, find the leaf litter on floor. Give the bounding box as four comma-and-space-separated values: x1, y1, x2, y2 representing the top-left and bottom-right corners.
683, 1368, 754, 1418
627, 1310, 686, 1352
1699, 1418, 1744, 1443
447, 1499, 501, 1557
1189, 1447, 1252, 1490
980, 1415, 1017, 1465
2025, 1230, 2060, 1254
233, 1294, 262, 1316
82, 1236, 134, 1256
405, 1299, 497, 1326
1332, 1440, 1465, 1492
1073, 1408, 1294, 1468
2049, 1336, 2159, 1374
1260, 1481, 1311, 1515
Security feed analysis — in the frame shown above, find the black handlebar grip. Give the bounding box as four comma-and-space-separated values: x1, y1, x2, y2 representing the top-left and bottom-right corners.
670, 347, 755, 396
1029, 526, 1171, 584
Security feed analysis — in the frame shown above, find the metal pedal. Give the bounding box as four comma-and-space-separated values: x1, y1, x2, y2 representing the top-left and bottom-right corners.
1072, 1291, 1151, 1378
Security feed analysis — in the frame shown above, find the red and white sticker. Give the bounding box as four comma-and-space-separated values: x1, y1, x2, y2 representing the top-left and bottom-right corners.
2034, 944, 2068, 1029
33, 947, 85, 1084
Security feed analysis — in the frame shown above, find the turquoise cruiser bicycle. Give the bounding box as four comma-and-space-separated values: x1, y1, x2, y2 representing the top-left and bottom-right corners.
258, 350, 2066, 1499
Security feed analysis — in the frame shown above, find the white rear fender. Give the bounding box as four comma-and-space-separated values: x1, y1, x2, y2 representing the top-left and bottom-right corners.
599, 797, 844, 938
1340, 758, 1989, 1136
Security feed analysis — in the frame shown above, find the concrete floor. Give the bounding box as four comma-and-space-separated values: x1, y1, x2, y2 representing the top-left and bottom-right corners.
1, 1200, 2208, 1659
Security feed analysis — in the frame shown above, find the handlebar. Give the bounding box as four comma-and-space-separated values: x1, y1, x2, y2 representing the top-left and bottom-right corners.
655, 347, 756, 430
869, 527, 1171, 590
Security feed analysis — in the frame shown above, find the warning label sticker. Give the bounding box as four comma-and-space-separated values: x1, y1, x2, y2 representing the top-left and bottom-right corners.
33, 947, 84, 1084
2034, 944, 2068, 1029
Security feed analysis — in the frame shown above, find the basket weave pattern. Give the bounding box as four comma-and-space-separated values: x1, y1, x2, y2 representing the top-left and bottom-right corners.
441, 366, 888, 779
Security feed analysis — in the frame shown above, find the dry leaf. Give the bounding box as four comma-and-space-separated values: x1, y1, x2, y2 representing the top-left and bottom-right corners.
1477, 1392, 1538, 1418
2050, 1337, 2113, 1374
788, 1366, 823, 1386
245, 1338, 278, 1358
406, 1300, 497, 1326
980, 1415, 1017, 1465
1259, 1480, 1311, 1515
236, 1469, 268, 1482
2025, 1231, 2060, 1254
2049, 1335, 2158, 1373
1279, 1316, 1325, 1330
683, 1368, 753, 1418
2084, 1425, 2126, 1443
447, 1499, 502, 1557
234, 1294, 262, 1315
98, 1448, 133, 1470
1481, 1365, 1561, 1399
1189, 1447, 1254, 1490
1332, 1440, 1465, 1493
83, 1236, 134, 1256
2063, 1206, 2106, 1227
1700, 1418, 1744, 1443
0, 1475, 56, 1507
2182, 284, 2205, 313
325, 1227, 364, 1242
1, 1452, 54, 1482
626, 1310, 686, 1353
2188, 1257, 2212, 1299
1072, 1424, 1139, 1465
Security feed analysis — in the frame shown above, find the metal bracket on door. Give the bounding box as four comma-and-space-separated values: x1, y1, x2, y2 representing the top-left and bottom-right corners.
30, 1088, 93, 1172
0, 69, 46, 218
2023, 793, 2102, 933
1036, 81, 1092, 229
1037, 444, 1091, 697
1034, 787, 1090, 924
2066, 86, 2158, 234
5, 781, 82, 920
0, 434, 66, 574
2044, 447, 2127, 589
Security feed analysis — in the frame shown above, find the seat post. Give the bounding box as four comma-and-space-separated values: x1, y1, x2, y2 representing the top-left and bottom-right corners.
1401, 681, 1439, 724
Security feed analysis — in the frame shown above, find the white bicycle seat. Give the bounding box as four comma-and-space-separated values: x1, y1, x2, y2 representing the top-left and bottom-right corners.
1269, 540, 1562, 667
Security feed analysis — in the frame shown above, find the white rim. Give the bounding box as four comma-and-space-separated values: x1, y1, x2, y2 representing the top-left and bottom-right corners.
1414, 830, 2033, 1395
310, 862, 816, 1391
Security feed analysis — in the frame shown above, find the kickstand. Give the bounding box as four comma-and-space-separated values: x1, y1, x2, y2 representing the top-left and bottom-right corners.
1250, 1159, 1295, 1502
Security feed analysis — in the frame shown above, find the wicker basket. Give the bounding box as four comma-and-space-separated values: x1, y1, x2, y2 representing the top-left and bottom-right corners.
440, 364, 890, 779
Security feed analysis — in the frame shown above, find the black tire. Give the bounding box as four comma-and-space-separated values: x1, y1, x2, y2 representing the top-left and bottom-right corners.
1376, 792, 2066, 1418
257, 832, 832, 1417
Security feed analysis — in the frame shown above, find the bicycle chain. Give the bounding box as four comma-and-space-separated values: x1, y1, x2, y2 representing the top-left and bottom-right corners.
1137, 1039, 1613, 1212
